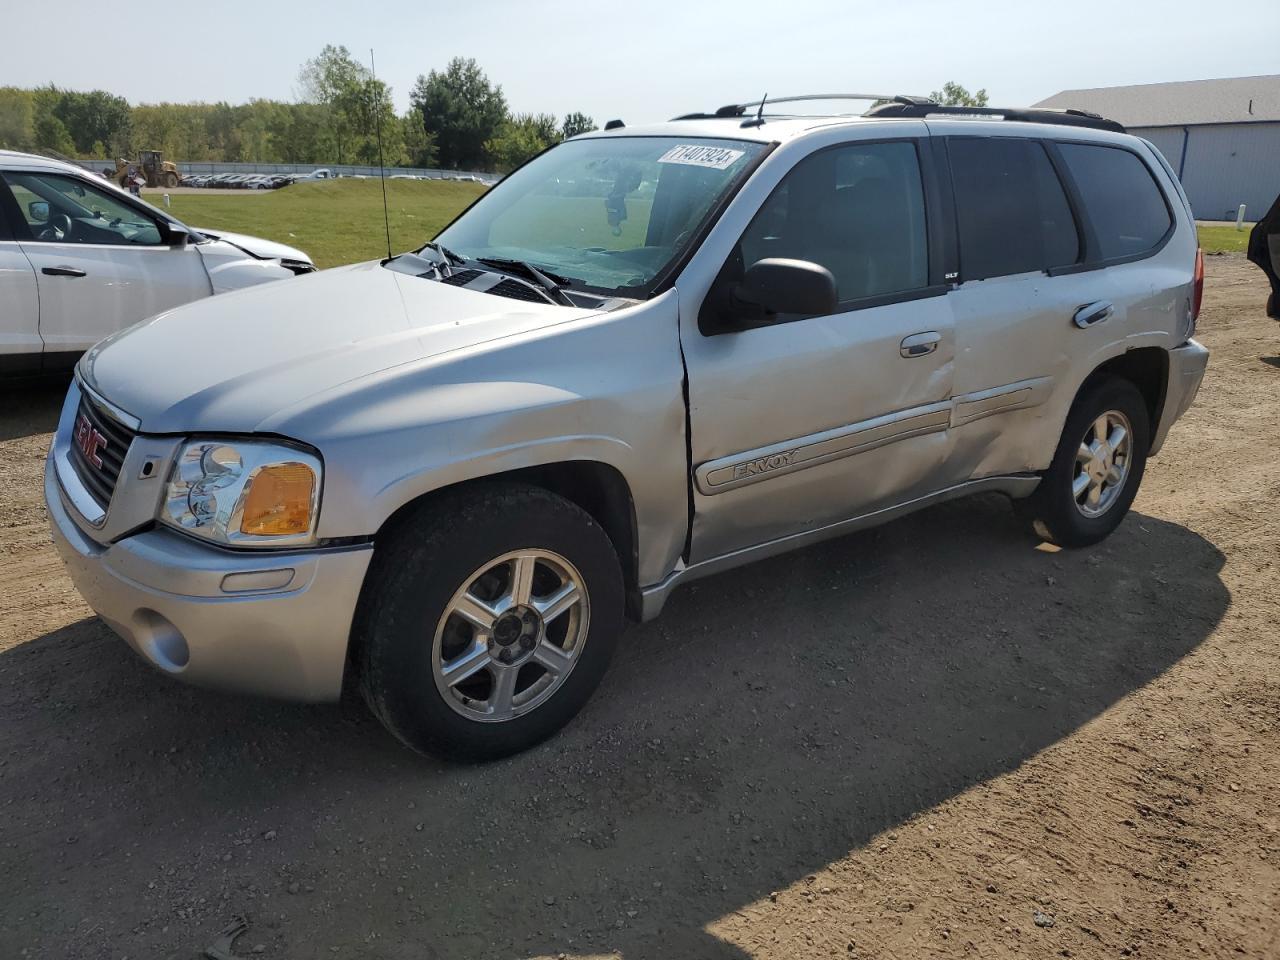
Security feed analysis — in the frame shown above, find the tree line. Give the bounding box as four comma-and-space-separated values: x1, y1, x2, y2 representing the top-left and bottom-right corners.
0, 47, 597, 173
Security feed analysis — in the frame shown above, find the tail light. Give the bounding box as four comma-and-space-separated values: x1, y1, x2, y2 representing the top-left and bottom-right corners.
1190, 247, 1204, 334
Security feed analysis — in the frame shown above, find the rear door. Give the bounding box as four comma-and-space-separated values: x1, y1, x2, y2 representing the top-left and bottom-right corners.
0, 187, 41, 371
681, 136, 959, 562
2, 169, 211, 356
941, 134, 1105, 478
942, 133, 1180, 480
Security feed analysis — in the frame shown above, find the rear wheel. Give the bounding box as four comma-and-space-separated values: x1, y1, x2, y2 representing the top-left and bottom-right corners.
163, 171, 179, 188
355, 483, 624, 762
1018, 377, 1150, 548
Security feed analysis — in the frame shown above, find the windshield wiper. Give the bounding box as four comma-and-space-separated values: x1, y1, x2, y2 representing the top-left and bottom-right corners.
475, 257, 577, 306
420, 241, 467, 267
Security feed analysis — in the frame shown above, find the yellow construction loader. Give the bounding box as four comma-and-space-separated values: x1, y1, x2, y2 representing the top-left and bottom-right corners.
110, 151, 181, 189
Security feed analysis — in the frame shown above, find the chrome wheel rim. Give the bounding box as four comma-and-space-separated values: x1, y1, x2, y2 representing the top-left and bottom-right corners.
431, 549, 589, 723
1072, 409, 1133, 518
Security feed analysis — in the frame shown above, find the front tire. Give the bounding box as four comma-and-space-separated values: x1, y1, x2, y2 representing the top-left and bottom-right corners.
1019, 377, 1150, 548
354, 483, 624, 762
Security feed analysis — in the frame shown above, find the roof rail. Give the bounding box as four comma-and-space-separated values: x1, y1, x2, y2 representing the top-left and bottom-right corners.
864, 102, 1126, 133
671, 93, 934, 122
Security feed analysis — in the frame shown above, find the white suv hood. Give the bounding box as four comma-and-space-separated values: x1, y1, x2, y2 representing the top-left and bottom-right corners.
80, 261, 600, 434
195, 228, 310, 264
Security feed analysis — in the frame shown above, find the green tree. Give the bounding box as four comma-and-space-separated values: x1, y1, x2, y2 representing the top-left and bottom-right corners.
929, 82, 989, 107
561, 112, 596, 139
401, 111, 438, 167
299, 44, 367, 163
484, 113, 560, 172
33, 112, 75, 156
0, 87, 34, 150
410, 58, 508, 170
51, 88, 133, 154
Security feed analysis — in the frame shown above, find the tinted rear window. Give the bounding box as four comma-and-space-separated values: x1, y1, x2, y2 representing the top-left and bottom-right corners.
1057, 143, 1172, 260
948, 138, 1079, 281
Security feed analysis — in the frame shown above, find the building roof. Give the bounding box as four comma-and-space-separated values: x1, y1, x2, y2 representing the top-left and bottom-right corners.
1034, 75, 1280, 128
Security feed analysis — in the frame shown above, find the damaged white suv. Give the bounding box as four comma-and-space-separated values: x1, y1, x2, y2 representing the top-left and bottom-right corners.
46, 97, 1208, 761
1, 150, 313, 376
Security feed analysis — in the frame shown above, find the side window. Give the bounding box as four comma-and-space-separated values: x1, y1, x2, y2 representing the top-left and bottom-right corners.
4, 172, 163, 246
948, 138, 1079, 281
1057, 143, 1172, 260
736, 140, 929, 303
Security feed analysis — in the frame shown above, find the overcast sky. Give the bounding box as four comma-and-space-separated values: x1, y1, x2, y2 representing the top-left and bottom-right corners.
6, 0, 1278, 122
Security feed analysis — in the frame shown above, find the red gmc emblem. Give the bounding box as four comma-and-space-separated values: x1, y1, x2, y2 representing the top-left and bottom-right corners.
73, 413, 108, 469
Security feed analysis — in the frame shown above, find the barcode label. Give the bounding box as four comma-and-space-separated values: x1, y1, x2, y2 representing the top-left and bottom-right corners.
657, 144, 745, 170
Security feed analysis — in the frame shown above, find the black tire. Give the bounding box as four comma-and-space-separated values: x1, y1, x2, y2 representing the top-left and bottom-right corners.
1018, 377, 1150, 548
354, 482, 624, 762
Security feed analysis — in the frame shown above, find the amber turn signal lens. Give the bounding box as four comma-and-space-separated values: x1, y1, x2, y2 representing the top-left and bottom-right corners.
239, 463, 316, 536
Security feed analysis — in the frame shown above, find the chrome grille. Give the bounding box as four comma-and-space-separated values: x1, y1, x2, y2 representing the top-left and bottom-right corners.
68, 393, 136, 510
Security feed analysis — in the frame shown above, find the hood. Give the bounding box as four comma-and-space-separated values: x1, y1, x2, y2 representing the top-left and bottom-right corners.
195, 227, 311, 264
80, 261, 601, 434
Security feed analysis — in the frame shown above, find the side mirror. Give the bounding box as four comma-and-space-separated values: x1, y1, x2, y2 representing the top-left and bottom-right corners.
28, 200, 49, 223
165, 223, 190, 247
733, 258, 838, 321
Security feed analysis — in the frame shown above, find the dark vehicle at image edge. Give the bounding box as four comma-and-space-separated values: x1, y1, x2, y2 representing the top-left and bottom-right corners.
45, 96, 1208, 761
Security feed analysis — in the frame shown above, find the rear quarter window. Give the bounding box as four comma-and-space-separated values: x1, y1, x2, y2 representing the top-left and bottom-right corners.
1057, 143, 1172, 261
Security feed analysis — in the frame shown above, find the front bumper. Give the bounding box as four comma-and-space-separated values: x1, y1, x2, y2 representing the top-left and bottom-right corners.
45, 454, 372, 702
1149, 338, 1209, 456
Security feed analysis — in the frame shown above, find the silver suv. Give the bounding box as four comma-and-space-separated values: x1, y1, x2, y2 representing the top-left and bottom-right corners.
46, 96, 1209, 760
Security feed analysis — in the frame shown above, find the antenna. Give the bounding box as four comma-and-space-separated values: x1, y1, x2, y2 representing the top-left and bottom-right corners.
756, 92, 767, 125
370, 48, 393, 260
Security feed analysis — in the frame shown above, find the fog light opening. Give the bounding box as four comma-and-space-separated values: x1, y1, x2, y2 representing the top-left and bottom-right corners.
134, 609, 190, 672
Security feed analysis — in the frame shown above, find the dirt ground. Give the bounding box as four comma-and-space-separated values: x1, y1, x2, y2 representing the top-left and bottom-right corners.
1, 255, 1276, 960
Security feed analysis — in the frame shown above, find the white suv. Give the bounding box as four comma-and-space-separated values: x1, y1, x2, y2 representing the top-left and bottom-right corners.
45, 97, 1208, 761
0, 150, 313, 376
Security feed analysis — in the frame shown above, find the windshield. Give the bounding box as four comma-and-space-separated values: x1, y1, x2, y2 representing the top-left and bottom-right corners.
433, 136, 766, 297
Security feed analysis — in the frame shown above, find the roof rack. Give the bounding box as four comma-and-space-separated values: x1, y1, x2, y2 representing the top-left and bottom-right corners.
670, 94, 1126, 134
671, 93, 934, 122
864, 102, 1126, 133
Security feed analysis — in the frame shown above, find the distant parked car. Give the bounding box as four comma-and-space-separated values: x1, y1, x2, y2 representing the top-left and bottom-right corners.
296, 168, 333, 181
0, 150, 315, 374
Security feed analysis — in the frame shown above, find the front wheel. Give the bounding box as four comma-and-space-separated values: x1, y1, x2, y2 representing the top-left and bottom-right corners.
1018, 377, 1150, 548
355, 483, 624, 762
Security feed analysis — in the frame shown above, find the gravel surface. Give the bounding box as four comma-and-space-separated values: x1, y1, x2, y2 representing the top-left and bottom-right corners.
1, 255, 1276, 959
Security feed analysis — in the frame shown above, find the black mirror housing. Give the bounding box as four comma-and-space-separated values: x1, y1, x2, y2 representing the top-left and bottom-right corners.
734, 258, 838, 319
165, 223, 190, 247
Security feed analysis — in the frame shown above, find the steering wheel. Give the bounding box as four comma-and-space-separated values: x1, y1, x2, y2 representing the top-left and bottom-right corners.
38, 213, 74, 243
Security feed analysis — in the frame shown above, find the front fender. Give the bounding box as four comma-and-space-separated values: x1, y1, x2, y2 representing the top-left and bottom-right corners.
281, 295, 690, 588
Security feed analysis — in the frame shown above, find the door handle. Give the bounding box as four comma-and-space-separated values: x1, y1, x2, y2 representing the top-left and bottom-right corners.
900, 331, 941, 358
41, 265, 87, 278
1073, 301, 1113, 328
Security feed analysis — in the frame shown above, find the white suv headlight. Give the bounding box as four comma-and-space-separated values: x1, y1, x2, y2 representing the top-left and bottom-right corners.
160, 440, 322, 547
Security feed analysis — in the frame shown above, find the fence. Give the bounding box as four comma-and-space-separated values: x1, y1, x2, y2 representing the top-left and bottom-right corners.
72, 158, 500, 184
173, 160, 500, 184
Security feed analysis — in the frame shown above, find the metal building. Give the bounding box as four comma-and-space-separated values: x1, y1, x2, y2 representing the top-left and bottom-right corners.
1035, 75, 1279, 221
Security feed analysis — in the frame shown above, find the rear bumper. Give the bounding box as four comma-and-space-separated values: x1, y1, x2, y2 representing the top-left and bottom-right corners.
45, 453, 372, 702
1150, 339, 1209, 456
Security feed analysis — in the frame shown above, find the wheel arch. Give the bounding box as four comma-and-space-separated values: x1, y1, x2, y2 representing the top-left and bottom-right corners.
371, 459, 641, 615
1077, 346, 1169, 451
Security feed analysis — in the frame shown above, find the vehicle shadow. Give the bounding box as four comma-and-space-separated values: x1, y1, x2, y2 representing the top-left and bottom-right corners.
0, 375, 68, 441
0, 496, 1228, 960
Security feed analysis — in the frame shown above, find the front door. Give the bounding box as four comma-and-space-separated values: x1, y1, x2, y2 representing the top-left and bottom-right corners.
680, 138, 958, 563
0, 170, 210, 356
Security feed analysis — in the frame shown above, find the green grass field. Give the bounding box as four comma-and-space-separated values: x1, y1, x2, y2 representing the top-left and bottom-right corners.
144, 180, 1253, 267
1195, 224, 1254, 255
146, 179, 487, 269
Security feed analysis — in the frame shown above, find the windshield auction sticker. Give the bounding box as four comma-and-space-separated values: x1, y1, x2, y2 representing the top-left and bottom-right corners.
657, 144, 746, 170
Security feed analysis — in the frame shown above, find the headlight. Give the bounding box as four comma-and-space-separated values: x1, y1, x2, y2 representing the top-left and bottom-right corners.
161, 439, 322, 547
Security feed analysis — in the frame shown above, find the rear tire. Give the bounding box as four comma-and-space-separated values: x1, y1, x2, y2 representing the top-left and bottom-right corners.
1018, 377, 1150, 548
354, 483, 624, 762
